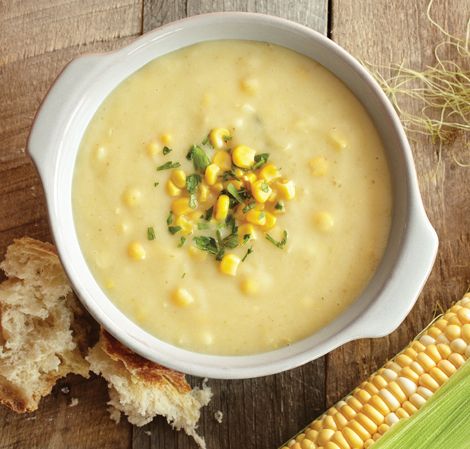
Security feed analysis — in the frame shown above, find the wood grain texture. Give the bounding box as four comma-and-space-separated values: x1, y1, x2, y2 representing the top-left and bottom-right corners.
1, 0, 468, 448
326, 0, 470, 405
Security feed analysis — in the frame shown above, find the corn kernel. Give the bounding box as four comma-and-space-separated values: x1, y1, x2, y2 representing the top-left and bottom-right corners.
171, 288, 194, 307
314, 211, 334, 232
243, 172, 258, 188
205, 163, 221, 186
240, 278, 259, 296
259, 163, 280, 182
211, 182, 224, 194
188, 245, 207, 261
214, 194, 230, 221
317, 429, 335, 445
329, 130, 348, 150
213, 150, 232, 170
245, 209, 266, 226
309, 156, 329, 176
175, 215, 193, 235
240, 78, 259, 95
261, 211, 277, 231
238, 223, 256, 242
160, 133, 172, 144
146, 141, 159, 157
166, 179, 182, 197
198, 183, 210, 203
127, 242, 146, 260
252, 179, 272, 203
232, 145, 256, 168
122, 188, 142, 207
170, 169, 186, 189
172, 197, 191, 216
276, 179, 296, 200
220, 253, 241, 276
209, 128, 232, 149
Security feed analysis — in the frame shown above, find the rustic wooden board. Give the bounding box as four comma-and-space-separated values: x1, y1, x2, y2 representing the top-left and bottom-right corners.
0, 1, 468, 449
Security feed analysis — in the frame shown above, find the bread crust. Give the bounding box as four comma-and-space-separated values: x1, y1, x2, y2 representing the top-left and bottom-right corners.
100, 330, 191, 393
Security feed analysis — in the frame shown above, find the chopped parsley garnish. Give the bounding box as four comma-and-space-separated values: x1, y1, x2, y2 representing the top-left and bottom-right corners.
222, 232, 239, 249
274, 201, 285, 211
242, 203, 255, 213
204, 206, 214, 221
154, 181, 160, 187
147, 227, 156, 241
223, 135, 232, 143
167, 211, 174, 225
168, 225, 182, 235
201, 135, 210, 145
157, 161, 180, 171
222, 170, 240, 181
197, 222, 210, 230
226, 214, 237, 233
266, 230, 288, 249
177, 236, 186, 247
186, 174, 201, 209
162, 146, 172, 155
253, 153, 270, 169
241, 246, 254, 262
193, 236, 218, 255
226, 183, 243, 203
186, 145, 211, 172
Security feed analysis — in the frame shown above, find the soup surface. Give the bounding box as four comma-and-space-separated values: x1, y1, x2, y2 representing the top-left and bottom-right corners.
73, 40, 392, 355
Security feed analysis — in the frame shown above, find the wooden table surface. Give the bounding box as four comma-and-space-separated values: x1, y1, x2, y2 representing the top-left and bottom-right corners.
1, 1, 468, 448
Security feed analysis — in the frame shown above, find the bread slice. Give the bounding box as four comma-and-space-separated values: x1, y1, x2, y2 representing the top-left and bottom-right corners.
87, 330, 212, 448
0, 237, 90, 412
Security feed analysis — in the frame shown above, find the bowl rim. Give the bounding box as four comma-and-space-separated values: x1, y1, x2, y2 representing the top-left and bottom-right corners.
27, 12, 438, 379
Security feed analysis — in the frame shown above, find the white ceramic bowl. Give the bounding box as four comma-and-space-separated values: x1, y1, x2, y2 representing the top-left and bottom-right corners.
28, 13, 438, 379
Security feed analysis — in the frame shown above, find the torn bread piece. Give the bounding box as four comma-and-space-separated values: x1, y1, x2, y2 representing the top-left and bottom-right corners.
0, 237, 90, 413
87, 330, 212, 448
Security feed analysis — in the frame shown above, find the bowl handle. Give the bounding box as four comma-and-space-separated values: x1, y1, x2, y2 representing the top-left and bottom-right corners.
347, 204, 438, 339
27, 55, 102, 194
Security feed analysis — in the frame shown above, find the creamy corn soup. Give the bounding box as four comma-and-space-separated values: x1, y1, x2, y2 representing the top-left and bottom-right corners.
73, 40, 392, 355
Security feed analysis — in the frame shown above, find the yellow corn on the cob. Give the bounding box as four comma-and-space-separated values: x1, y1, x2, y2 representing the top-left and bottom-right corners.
280, 294, 470, 449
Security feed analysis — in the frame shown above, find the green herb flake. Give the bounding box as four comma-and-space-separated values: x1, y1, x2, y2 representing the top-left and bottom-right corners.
177, 236, 186, 248
154, 181, 160, 187
168, 225, 182, 235
197, 222, 210, 230
241, 246, 254, 262
156, 161, 181, 171
181, 272, 186, 278
201, 135, 210, 145
227, 183, 243, 203
222, 170, 239, 181
274, 201, 285, 211
242, 203, 254, 214
204, 206, 214, 221
186, 145, 211, 172
167, 211, 174, 225
147, 227, 156, 241
193, 236, 218, 255
253, 153, 270, 169
222, 233, 239, 249
162, 146, 172, 155
266, 230, 288, 249
223, 135, 232, 143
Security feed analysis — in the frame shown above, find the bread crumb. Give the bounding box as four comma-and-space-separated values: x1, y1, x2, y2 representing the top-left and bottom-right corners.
214, 410, 223, 423
69, 397, 79, 407
60, 386, 70, 394
144, 431, 151, 436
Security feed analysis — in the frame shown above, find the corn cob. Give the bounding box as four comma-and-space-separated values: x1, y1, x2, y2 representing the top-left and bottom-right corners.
280, 293, 470, 449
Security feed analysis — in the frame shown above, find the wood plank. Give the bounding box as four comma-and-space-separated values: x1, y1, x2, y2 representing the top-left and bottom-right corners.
0, 1, 142, 448
138, 1, 328, 448
326, 0, 470, 405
